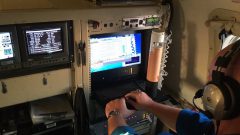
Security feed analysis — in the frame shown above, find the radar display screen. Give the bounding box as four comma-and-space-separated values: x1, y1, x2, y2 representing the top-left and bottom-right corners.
25, 28, 63, 55
0, 32, 14, 60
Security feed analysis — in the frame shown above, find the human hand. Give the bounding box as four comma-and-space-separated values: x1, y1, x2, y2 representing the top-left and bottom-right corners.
125, 90, 154, 111
105, 98, 135, 118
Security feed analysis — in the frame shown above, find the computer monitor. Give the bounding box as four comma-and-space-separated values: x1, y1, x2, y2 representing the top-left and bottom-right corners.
25, 28, 63, 55
0, 25, 21, 75
18, 21, 73, 69
90, 32, 142, 86
90, 32, 141, 73
0, 32, 14, 60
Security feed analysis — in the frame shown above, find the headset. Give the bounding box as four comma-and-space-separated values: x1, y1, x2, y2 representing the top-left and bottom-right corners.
194, 40, 240, 120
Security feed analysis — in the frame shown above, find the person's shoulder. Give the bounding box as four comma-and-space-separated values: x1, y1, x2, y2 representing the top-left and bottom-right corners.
176, 109, 215, 135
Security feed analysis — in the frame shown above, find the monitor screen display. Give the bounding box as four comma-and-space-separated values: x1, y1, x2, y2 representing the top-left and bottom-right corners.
0, 32, 14, 60
90, 33, 141, 73
25, 28, 63, 55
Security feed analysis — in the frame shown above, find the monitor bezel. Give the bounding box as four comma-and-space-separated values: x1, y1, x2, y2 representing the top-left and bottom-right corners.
90, 31, 145, 87
18, 21, 70, 62
0, 25, 21, 66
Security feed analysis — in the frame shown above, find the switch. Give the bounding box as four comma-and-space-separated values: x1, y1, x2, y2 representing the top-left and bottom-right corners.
110, 23, 113, 27
104, 24, 107, 27
43, 77, 47, 85
1, 81, 7, 94
88, 20, 100, 29
125, 21, 130, 26
130, 24, 132, 28
135, 24, 138, 27
139, 20, 143, 24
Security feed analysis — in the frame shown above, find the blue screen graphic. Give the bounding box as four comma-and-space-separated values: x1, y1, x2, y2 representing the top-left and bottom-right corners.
90, 33, 141, 73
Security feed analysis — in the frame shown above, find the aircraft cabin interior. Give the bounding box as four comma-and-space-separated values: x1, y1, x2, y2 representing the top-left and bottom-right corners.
0, 0, 240, 135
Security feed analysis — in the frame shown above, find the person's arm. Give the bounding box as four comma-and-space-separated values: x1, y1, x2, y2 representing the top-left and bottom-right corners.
107, 112, 127, 135
125, 90, 214, 135
105, 98, 137, 135
146, 101, 181, 132
125, 90, 181, 132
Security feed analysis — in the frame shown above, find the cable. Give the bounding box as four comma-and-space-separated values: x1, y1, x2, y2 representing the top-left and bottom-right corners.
192, 89, 205, 112
192, 96, 213, 119
158, 31, 172, 89
161, 0, 173, 33
192, 97, 203, 112
215, 120, 220, 135
133, 79, 146, 91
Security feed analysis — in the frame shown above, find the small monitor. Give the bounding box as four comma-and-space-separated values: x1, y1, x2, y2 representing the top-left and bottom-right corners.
25, 28, 63, 55
90, 32, 141, 73
0, 25, 21, 66
0, 25, 21, 76
0, 32, 14, 60
18, 21, 73, 69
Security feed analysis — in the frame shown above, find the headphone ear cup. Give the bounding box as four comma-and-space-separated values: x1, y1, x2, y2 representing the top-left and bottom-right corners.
202, 82, 231, 120
222, 76, 240, 119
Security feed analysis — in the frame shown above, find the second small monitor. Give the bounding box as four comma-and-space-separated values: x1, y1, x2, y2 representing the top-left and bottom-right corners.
25, 28, 63, 55
18, 21, 73, 69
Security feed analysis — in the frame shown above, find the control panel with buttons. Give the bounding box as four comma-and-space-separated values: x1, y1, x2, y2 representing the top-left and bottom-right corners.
88, 15, 161, 35
90, 111, 154, 135
122, 15, 161, 29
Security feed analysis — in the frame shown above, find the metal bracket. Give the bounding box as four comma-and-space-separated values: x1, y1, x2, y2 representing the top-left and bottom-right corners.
43, 76, 48, 85
1, 81, 7, 94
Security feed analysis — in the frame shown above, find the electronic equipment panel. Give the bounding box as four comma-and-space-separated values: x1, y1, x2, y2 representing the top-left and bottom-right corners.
122, 15, 161, 29
90, 32, 141, 73
18, 21, 73, 69
0, 25, 21, 73
90, 111, 154, 135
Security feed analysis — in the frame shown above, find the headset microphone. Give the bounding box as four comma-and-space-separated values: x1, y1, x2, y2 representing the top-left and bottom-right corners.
193, 89, 213, 119
194, 89, 203, 99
